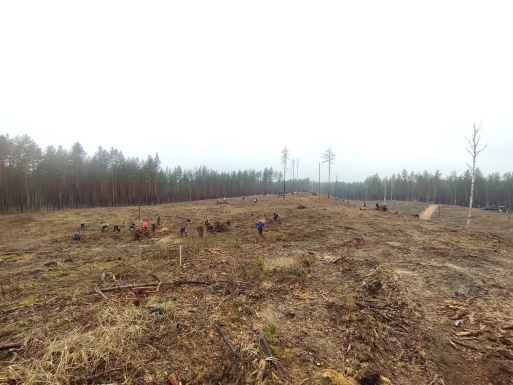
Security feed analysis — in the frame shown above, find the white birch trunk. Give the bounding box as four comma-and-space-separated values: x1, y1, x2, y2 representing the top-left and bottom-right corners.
383, 177, 387, 202
466, 123, 486, 228
466, 159, 475, 227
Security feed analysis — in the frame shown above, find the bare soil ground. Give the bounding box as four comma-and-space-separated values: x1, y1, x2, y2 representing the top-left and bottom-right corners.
1, 196, 512, 385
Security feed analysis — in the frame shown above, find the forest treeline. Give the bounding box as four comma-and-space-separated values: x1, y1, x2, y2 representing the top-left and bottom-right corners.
1, 134, 511, 214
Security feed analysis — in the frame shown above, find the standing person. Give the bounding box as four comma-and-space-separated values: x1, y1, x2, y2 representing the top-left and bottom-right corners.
256, 220, 264, 235
142, 219, 149, 233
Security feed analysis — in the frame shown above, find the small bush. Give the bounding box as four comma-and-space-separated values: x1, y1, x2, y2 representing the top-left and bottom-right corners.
262, 323, 281, 343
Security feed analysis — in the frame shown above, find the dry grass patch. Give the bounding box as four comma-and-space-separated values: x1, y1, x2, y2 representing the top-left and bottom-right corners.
6, 304, 167, 384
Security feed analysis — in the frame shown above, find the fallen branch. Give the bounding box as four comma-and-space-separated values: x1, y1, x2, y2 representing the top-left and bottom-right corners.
484, 346, 513, 360
214, 323, 240, 362
259, 328, 287, 382
168, 280, 213, 287
319, 293, 333, 303
355, 300, 392, 311
215, 292, 234, 310
94, 285, 108, 300
213, 324, 245, 383
454, 329, 483, 337
91, 283, 159, 294
0, 342, 22, 351
364, 266, 380, 277
356, 302, 394, 322
448, 338, 482, 351
132, 281, 162, 294
89, 280, 212, 295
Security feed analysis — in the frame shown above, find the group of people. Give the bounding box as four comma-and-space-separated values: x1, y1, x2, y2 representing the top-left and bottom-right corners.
74, 207, 281, 241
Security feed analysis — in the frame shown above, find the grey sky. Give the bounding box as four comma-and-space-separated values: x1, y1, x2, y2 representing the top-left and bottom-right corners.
1, 1, 512, 183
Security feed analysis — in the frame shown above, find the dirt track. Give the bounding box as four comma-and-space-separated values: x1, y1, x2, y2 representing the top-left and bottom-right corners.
1, 196, 512, 384
419, 204, 439, 220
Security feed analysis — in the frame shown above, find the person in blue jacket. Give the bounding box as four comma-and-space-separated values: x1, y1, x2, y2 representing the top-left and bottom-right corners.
256, 220, 264, 235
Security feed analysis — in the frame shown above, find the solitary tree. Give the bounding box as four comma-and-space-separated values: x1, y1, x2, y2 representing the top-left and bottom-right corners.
291, 158, 295, 192
280, 146, 290, 195
466, 122, 487, 228
383, 176, 387, 202
321, 147, 336, 198
296, 157, 300, 191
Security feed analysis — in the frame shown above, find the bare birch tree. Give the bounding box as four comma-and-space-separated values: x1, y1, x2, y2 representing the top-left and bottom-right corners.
321, 147, 336, 198
296, 158, 299, 185
383, 176, 387, 202
466, 122, 487, 227
291, 158, 295, 192
280, 146, 290, 195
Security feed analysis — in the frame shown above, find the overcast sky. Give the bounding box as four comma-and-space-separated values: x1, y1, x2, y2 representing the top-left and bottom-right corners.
1, 1, 512, 183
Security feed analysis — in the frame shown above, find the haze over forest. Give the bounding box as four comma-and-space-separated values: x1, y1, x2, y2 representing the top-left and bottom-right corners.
1, 2, 512, 185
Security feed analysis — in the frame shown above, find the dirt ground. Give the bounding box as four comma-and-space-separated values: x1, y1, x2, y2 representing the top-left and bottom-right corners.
0, 195, 512, 385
